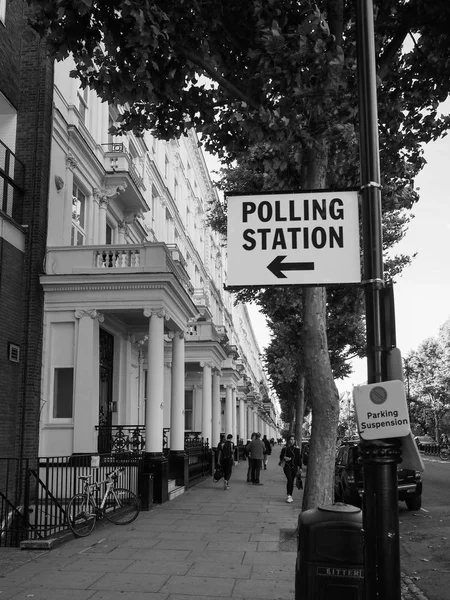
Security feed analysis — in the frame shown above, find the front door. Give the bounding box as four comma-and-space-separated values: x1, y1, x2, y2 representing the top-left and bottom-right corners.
98, 328, 114, 453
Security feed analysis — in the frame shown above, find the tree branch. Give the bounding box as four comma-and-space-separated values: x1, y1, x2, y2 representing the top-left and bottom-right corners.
182, 49, 261, 111
327, 0, 344, 47
377, 22, 411, 80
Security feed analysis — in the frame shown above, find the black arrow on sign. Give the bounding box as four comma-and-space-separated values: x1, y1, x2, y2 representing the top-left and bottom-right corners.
267, 255, 315, 279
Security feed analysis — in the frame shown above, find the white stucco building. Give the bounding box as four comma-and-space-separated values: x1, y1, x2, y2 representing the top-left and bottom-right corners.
38, 57, 278, 496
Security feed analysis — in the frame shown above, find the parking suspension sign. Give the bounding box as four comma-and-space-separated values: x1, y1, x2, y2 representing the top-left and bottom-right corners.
226, 191, 361, 286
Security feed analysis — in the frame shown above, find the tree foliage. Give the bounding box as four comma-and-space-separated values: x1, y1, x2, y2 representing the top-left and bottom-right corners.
26, 0, 450, 508
406, 318, 450, 439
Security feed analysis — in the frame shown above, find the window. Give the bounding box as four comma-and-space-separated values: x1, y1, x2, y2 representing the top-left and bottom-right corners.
164, 155, 169, 179
106, 223, 113, 244
53, 368, 74, 418
185, 390, 193, 430
77, 87, 88, 125
71, 183, 86, 245
174, 177, 178, 202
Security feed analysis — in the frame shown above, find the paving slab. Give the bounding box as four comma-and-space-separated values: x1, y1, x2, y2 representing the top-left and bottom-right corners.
88, 572, 170, 593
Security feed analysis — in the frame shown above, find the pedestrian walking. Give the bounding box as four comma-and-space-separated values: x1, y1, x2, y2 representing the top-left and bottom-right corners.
262, 434, 272, 469
218, 434, 235, 490
244, 433, 256, 482
246, 432, 266, 485
216, 434, 226, 466
279, 435, 302, 503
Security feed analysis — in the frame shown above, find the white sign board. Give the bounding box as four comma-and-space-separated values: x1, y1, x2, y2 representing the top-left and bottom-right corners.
226, 191, 361, 286
353, 380, 411, 440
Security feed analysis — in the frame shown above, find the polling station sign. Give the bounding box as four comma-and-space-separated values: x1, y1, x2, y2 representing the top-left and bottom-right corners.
226, 191, 361, 286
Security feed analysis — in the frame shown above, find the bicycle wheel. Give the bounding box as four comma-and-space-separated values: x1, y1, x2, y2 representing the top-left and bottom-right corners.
104, 488, 140, 525
440, 447, 450, 461
67, 493, 96, 537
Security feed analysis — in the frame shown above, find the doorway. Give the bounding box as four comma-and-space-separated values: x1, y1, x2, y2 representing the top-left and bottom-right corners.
98, 328, 114, 452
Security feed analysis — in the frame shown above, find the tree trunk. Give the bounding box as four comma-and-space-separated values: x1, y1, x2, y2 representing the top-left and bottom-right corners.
301, 287, 340, 509
288, 390, 295, 436
300, 141, 340, 510
295, 372, 305, 445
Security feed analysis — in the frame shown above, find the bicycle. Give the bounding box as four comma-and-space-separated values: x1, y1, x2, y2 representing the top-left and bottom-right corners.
67, 467, 140, 537
439, 444, 450, 461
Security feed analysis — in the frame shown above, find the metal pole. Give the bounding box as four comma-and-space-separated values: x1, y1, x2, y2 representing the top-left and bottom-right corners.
356, 0, 401, 598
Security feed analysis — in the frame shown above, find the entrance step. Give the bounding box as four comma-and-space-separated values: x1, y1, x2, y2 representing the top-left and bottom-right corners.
168, 479, 185, 501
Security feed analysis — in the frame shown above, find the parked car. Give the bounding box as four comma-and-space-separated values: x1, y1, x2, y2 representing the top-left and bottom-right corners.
334, 442, 423, 511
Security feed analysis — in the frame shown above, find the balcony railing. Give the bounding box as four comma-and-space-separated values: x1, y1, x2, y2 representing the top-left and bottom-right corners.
95, 247, 141, 268
101, 142, 145, 190
96, 425, 146, 454
0, 140, 25, 222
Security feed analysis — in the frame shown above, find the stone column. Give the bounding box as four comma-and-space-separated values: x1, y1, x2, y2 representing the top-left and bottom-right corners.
143, 308, 168, 504
225, 385, 233, 436
239, 397, 245, 442
98, 196, 109, 244
212, 370, 221, 447
117, 222, 127, 244
232, 386, 237, 442
201, 362, 212, 445
144, 309, 165, 453
168, 330, 188, 487
73, 309, 102, 454
170, 331, 185, 452
247, 404, 253, 439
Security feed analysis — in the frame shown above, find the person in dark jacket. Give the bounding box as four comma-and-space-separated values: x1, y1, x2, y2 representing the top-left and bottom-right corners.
262, 434, 272, 469
279, 435, 302, 503
246, 433, 266, 485
217, 434, 235, 490
244, 433, 256, 482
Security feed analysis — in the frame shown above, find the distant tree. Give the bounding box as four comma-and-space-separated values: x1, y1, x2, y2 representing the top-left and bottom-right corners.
26, 0, 450, 509
407, 320, 450, 439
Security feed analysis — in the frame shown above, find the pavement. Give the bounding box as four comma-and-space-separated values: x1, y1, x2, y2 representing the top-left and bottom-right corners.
0, 446, 430, 599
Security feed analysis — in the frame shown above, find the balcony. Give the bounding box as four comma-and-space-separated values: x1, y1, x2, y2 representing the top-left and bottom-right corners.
101, 143, 149, 214
185, 320, 229, 343
43, 242, 194, 296
0, 140, 25, 222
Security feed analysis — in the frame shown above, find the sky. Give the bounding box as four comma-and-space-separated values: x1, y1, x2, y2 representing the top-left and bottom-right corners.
204, 113, 450, 395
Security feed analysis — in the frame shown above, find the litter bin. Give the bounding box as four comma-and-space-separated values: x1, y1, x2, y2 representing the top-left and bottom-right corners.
295, 503, 364, 600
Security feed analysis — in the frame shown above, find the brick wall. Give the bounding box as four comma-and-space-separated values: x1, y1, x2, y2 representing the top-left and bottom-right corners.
0, 0, 23, 106
14, 25, 54, 460
0, 1, 54, 461
0, 238, 24, 457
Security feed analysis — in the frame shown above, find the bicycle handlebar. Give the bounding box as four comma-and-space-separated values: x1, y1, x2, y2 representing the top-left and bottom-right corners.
77, 467, 126, 486
106, 467, 125, 481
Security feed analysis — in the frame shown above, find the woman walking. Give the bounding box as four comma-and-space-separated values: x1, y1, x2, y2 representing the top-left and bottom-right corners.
279, 435, 302, 503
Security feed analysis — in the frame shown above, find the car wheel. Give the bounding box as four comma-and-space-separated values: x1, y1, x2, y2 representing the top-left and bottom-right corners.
405, 496, 422, 511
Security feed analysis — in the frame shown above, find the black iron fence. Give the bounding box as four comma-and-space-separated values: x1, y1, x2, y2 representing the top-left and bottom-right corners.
185, 433, 212, 484
0, 437, 232, 547
0, 454, 142, 547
